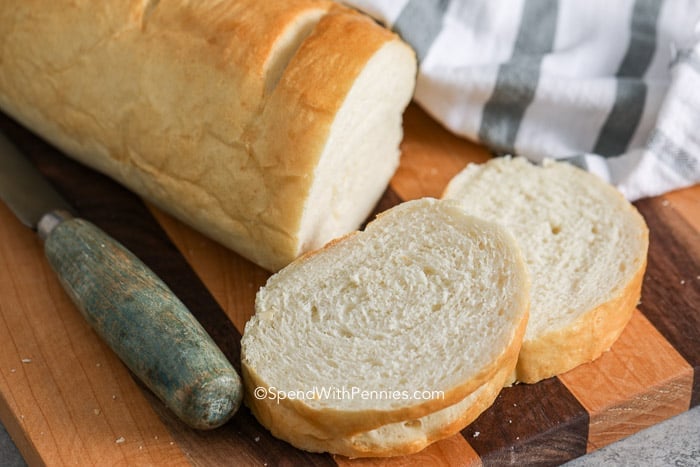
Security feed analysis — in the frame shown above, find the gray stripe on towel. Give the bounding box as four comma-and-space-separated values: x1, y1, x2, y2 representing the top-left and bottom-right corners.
393, 0, 451, 63
673, 49, 700, 74
647, 129, 699, 179
562, 154, 590, 171
478, 0, 559, 155
593, 0, 663, 157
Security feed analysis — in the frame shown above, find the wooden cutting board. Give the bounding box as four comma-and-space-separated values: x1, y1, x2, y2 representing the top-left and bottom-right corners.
0, 105, 698, 466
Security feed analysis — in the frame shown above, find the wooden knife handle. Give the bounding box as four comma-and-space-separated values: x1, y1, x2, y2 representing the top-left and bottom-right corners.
42, 214, 242, 429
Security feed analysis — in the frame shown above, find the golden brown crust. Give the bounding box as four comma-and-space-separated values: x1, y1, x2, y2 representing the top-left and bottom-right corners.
515, 241, 648, 383
0, 1, 413, 271
338, 362, 515, 458
244, 345, 516, 458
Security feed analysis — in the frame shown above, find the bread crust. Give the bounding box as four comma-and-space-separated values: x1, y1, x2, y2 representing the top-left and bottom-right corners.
243, 324, 522, 457
0, 1, 414, 271
243, 312, 528, 438
515, 254, 647, 383
331, 361, 515, 458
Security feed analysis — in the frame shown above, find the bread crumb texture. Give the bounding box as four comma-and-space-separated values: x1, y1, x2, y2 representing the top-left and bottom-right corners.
242, 198, 530, 454
443, 157, 649, 382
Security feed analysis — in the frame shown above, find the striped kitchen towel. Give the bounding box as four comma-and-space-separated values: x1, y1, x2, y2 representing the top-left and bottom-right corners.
344, 0, 700, 200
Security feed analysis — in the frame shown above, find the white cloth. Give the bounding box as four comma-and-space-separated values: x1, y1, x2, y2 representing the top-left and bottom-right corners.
344, 0, 700, 200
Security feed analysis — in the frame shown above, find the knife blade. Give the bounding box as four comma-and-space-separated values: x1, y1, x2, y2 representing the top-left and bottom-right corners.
0, 131, 242, 430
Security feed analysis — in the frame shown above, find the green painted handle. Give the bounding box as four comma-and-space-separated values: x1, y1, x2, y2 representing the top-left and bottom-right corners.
42, 215, 242, 429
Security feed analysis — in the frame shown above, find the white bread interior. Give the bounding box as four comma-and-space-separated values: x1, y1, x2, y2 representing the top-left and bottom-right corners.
252, 10, 417, 259
443, 157, 649, 383
0, 1, 416, 271
241, 198, 530, 442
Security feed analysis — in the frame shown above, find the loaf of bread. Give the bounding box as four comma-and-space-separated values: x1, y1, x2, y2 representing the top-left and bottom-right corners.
0, 0, 416, 271
443, 157, 649, 383
241, 198, 530, 456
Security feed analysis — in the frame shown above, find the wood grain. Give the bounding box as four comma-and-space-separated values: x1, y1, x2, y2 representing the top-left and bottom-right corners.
148, 207, 270, 334
334, 434, 481, 467
463, 377, 589, 466
559, 311, 693, 451
662, 188, 700, 232
392, 105, 491, 201
634, 195, 700, 407
0, 202, 188, 466
0, 113, 336, 466
1, 103, 699, 465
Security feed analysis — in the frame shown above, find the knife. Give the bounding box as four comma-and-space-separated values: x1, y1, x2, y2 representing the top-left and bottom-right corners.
0, 131, 242, 430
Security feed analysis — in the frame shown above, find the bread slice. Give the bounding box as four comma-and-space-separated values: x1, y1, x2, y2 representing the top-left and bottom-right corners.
241, 198, 530, 442
0, 1, 416, 271
443, 157, 649, 383
249, 356, 514, 458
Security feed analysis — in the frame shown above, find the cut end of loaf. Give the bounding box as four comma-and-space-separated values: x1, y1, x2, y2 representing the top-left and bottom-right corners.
242, 5, 417, 271
294, 22, 417, 260
263, 7, 328, 95
241, 197, 530, 439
